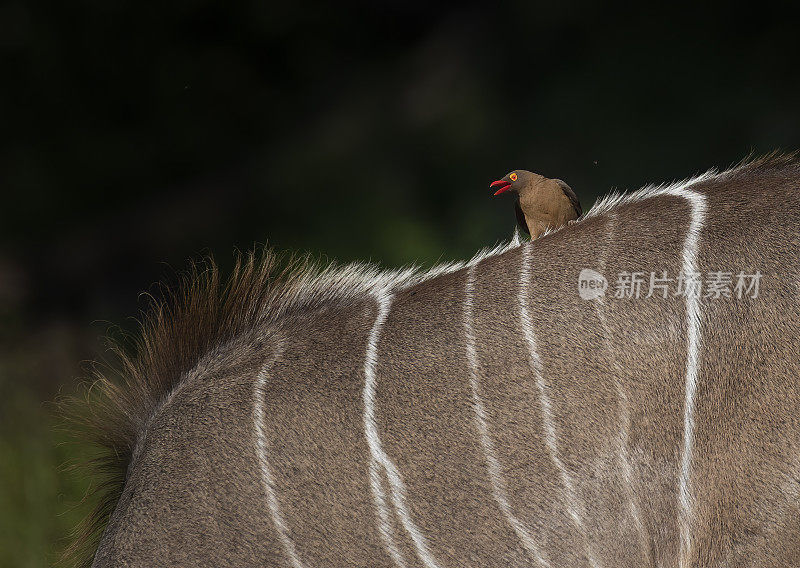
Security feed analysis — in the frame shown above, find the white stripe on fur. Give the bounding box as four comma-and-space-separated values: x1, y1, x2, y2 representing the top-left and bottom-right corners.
584, 171, 710, 566
464, 263, 550, 567
364, 293, 443, 568
369, 460, 408, 567
660, 187, 708, 568
519, 243, 601, 568
253, 341, 306, 568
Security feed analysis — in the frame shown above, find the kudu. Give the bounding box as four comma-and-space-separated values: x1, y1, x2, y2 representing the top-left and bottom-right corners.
71, 155, 800, 568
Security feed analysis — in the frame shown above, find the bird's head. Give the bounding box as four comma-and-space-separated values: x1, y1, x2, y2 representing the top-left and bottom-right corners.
489, 169, 538, 196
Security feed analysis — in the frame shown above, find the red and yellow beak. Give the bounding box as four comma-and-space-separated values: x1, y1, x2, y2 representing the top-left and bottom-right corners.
490, 179, 512, 196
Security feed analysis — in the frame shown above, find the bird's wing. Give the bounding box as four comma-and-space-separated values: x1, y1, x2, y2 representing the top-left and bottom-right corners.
514, 200, 530, 236
556, 179, 582, 217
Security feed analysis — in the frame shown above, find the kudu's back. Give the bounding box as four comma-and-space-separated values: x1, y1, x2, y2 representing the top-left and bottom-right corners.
85, 159, 800, 568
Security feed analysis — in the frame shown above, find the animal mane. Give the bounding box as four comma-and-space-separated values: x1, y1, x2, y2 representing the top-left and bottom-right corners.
63, 151, 798, 566
582, 150, 799, 220
61, 239, 521, 566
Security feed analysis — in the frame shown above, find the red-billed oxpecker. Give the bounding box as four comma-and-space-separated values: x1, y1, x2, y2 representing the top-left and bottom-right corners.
490, 170, 582, 239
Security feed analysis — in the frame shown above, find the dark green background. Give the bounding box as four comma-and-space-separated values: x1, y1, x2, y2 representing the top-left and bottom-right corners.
1, 2, 799, 565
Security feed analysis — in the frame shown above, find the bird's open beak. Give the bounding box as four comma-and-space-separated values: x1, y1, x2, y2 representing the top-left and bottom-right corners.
490, 179, 512, 196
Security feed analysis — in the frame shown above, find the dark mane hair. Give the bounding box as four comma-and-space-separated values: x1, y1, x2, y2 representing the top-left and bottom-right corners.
61, 152, 799, 566
61, 250, 301, 566
731, 149, 800, 173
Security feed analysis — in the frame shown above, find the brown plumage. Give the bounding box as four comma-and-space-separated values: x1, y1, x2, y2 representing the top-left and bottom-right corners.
490, 169, 582, 238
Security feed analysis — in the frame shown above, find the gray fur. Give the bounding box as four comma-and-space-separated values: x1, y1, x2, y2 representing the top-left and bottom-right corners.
72, 155, 800, 567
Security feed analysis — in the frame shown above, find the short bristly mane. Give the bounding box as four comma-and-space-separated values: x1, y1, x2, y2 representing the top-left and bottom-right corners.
582, 150, 799, 220
63, 152, 798, 567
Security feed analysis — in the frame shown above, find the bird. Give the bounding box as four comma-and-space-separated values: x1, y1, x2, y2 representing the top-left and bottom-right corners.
490, 170, 582, 239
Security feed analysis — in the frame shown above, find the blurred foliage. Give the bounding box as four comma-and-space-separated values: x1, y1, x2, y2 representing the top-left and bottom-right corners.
1, 1, 800, 565
0, 387, 93, 568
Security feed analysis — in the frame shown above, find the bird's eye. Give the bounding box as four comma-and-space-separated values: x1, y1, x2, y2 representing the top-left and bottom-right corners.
509, 173, 518, 181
